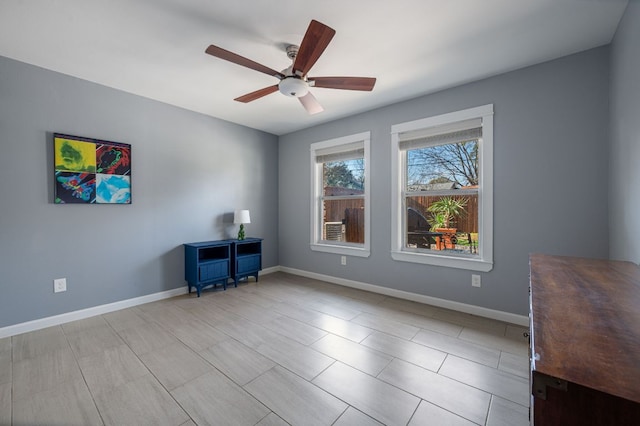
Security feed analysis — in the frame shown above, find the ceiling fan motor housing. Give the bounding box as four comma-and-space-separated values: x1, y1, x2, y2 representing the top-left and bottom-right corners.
205, 20, 374, 113
278, 76, 309, 97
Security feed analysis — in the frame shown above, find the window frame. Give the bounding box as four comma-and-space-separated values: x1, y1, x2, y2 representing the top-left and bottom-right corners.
390, 105, 493, 271
310, 132, 371, 257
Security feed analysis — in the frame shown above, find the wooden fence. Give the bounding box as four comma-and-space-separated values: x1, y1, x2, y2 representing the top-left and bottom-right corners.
323, 199, 364, 243
323, 194, 477, 242
407, 194, 478, 233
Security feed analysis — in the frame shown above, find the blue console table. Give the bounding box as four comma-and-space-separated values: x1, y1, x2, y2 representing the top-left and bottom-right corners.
184, 238, 262, 297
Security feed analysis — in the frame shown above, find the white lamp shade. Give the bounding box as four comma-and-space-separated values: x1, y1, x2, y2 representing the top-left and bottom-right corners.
234, 209, 251, 224
278, 77, 309, 98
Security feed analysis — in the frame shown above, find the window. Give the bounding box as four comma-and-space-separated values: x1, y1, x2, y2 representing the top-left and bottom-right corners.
391, 105, 493, 271
310, 132, 370, 257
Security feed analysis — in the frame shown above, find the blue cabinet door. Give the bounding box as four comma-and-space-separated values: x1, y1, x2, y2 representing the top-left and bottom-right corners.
199, 259, 229, 282
237, 254, 260, 275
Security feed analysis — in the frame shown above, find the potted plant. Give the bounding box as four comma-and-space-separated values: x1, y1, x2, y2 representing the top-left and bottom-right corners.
428, 196, 468, 249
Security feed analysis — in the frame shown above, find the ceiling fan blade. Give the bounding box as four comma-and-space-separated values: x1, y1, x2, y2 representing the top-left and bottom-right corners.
234, 85, 279, 103
293, 20, 336, 76
205, 45, 284, 79
298, 92, 324, 115
309, 77, 377, 91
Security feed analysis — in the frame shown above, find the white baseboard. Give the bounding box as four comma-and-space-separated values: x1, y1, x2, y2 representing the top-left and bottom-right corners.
0, 266, 526, 338
0, 267, 281, 339
261, 266, 280, 275
279, 266, 529, 327
0, 287, 189, 339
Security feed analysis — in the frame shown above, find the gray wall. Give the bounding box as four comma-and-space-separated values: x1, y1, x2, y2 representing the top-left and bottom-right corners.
609, 2, 640, 264
279, 47, 610, 316
0, 56, 279, 328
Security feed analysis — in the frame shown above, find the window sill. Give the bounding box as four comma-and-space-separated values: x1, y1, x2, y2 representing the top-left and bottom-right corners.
391, 250, 493, 272
311, 243, 371, 258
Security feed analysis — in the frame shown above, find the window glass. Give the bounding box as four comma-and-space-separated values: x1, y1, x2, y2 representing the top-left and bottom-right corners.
391, 105, 493, 271
311, 133, 370, 257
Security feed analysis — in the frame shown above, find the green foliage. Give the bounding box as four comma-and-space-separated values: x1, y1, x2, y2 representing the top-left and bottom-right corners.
324, 161, 364, 190
431, 213, 447, 229
427, 196, 468, 230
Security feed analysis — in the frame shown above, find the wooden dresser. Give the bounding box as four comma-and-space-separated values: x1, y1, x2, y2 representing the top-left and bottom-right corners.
529, 254, 640, 425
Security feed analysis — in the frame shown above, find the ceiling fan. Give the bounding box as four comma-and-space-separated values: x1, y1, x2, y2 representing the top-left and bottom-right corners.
205, 19, 376, 115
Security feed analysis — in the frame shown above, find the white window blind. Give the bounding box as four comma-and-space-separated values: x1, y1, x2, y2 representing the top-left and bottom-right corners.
314, 141, 364, 163
399, 118, 482, 151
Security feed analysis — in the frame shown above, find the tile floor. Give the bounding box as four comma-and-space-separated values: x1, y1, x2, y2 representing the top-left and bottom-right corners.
0, 272, 531, 425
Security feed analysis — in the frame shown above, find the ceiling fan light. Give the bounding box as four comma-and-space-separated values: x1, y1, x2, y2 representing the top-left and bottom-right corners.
278, 77, 309, 98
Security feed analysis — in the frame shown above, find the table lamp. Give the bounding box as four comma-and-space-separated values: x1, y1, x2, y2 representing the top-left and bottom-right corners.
234, 209, 250, 240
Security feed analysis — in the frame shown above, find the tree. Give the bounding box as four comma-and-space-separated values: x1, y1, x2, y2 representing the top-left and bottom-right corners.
407, 141, 478, 187
323, 160, 364, 190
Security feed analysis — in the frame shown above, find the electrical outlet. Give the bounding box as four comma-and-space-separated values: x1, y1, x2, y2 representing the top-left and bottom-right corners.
471, 274, 481, 288
54, 278, 67, 293
341, 256, 347, 265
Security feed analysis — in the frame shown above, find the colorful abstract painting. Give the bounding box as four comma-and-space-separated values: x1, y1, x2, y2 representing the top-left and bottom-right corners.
54, 133, 131, 204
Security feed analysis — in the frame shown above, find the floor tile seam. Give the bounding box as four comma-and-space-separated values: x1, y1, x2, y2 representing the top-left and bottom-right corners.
301, 303, 362, 322
460, 325, 528, 343
9, 372, 83, 406
39, 335, 108, 426
137, 340, 219, 386
11, 341, 76, 368
328, 406, 351, 426
260, 315, 330, 346
241, 364, 337, 423
380, 351, 447, 377
309, 371, 390, 426
485, 393, 522, 426
241, 307, 357, 347
433, 317, 506, 334
313, 333, 396, 359
224, 317, 315, 352
349, 319, 421, 341
209, 323, 264, 349
215, 322, 335, 380
10, 377, 107, 426
2, 381, 12, 426
162, 378, 199, 426
374, 357, 492, 426
359, 331, 448, 369
442, 353, 529, 382
196, 336, 272, 389
412, 397, 485, 426
116, 360, 199, 424
495, 352, 529, 379
312, 360, 429, 425
437, 356, 530, 407
271, 301, 343, 327
404, 398, 423, 426
250, 339, 336, 380
321, 356, 419, 397
0, 355, 11, 387
310, 342, 393, 378
456, 334, 528, 355
11, 344, 85, 404
387, 353, 486, 400
379, 314, 461, 335
488, 392, 530, 412
409, 333, 501, 368
11, 326, 69, 363
98, 316, 200, 402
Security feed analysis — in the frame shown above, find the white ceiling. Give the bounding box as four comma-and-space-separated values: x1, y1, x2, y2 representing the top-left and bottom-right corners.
0, 0, 628, 135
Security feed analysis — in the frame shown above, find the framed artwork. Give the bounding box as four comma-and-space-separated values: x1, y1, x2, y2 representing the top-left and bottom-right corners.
54, 133, 131, 204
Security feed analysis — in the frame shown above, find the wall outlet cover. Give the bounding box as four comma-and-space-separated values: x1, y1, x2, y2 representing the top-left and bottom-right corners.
54, 278, 67, 293
471, 274, 481, 287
